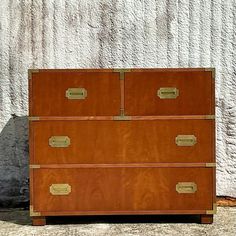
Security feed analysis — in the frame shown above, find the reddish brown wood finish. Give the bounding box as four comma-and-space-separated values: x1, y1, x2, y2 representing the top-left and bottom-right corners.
29, 71, 120, 116
200, 214, 213, 224
125, 71, 214, 115
32, 167, 213, 214
37, 210, 207, 216
30, 119, 214, 164
32, 163, 215, 168
29, 68, 215, 224
32, 217, 46, 226
120, 76, 125, 112
29, 115, 214, 121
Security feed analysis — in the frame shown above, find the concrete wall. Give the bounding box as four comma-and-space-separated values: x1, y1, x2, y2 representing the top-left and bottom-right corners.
0, 0, 235, 206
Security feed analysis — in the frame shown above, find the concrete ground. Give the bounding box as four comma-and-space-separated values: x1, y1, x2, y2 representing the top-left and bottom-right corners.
0, 207, 235, 236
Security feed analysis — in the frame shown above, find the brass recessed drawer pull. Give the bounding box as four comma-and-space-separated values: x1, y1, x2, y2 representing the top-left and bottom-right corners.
176, 182, 197, 193
157, 87, 179, 99
66, 88, 87, 99
50, 184, 71, 195
175, 135, 197, 146
49, 136, 71, 148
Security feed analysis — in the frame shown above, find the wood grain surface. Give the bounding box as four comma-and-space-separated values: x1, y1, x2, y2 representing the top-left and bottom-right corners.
28, 115, 215, 120
29, 71, 120, 116
30, 120, 214, 164
29, 68, 215, 223
125, 70, 214, 115
32, 167, 213, 214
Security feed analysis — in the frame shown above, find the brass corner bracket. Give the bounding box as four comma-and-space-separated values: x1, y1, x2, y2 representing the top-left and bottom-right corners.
206, 203, 217, 215
28, 69, 39, 80
28, 116, 40, 121
205, 163, 216, 168
30, 205, 41, 217
204, 68, 215, 79
205, 115, 215, 120
29, 164, 41, 169
113, 69, 131, 73
113, 115, 131, 121
113, 108, 131, 120
113, 69, 131, 80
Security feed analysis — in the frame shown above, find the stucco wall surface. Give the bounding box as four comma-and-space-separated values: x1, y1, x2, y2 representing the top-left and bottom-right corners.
0, 0, 236, 206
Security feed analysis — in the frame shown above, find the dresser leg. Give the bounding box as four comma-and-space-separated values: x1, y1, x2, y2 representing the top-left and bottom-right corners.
200, 214, 213, 224
32, 216, 46, 226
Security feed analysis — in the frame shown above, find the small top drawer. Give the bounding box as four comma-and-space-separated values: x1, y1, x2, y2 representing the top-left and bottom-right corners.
29, 69, 120, 116
125, 69, 214, 116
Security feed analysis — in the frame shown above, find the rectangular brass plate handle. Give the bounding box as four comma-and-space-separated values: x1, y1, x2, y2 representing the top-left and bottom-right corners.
176, 182, 197, 193
157, 87, 179, 99
175, 135, 197, 146
49, 136, 70, 148
50, 184, 71, 195
66, 88, 87, 99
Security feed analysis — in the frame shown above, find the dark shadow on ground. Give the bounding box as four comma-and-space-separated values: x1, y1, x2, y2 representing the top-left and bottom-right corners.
0, 209, 201, 226
48, 214, 201, 225
0, 209, 31, 225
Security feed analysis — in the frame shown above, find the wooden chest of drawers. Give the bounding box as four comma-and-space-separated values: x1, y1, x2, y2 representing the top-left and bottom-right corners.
29, 68, 216, 225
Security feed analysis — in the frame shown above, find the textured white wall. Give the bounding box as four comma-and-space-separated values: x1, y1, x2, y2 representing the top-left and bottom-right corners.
0, 0, 236, 206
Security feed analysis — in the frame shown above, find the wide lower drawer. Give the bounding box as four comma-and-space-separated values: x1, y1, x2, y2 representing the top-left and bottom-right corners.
31, 167, 214, 215
30, 120, 214, 164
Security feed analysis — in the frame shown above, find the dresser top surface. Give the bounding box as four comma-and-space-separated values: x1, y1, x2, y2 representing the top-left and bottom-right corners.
28, 68, 215, 73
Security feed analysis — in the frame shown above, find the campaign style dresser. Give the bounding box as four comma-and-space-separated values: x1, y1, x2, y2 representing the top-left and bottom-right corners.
29, 68, 216, 226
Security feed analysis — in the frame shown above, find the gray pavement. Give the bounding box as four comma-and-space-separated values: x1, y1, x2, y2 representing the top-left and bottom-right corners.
0, 207, 235, 236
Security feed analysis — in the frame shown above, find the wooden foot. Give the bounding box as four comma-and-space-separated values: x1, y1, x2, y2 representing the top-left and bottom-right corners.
32, 216, 46, 226
200, 214, 213, 224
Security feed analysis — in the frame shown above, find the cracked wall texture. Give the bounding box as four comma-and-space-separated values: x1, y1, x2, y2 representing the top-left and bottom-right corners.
0, 0, 236, 206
